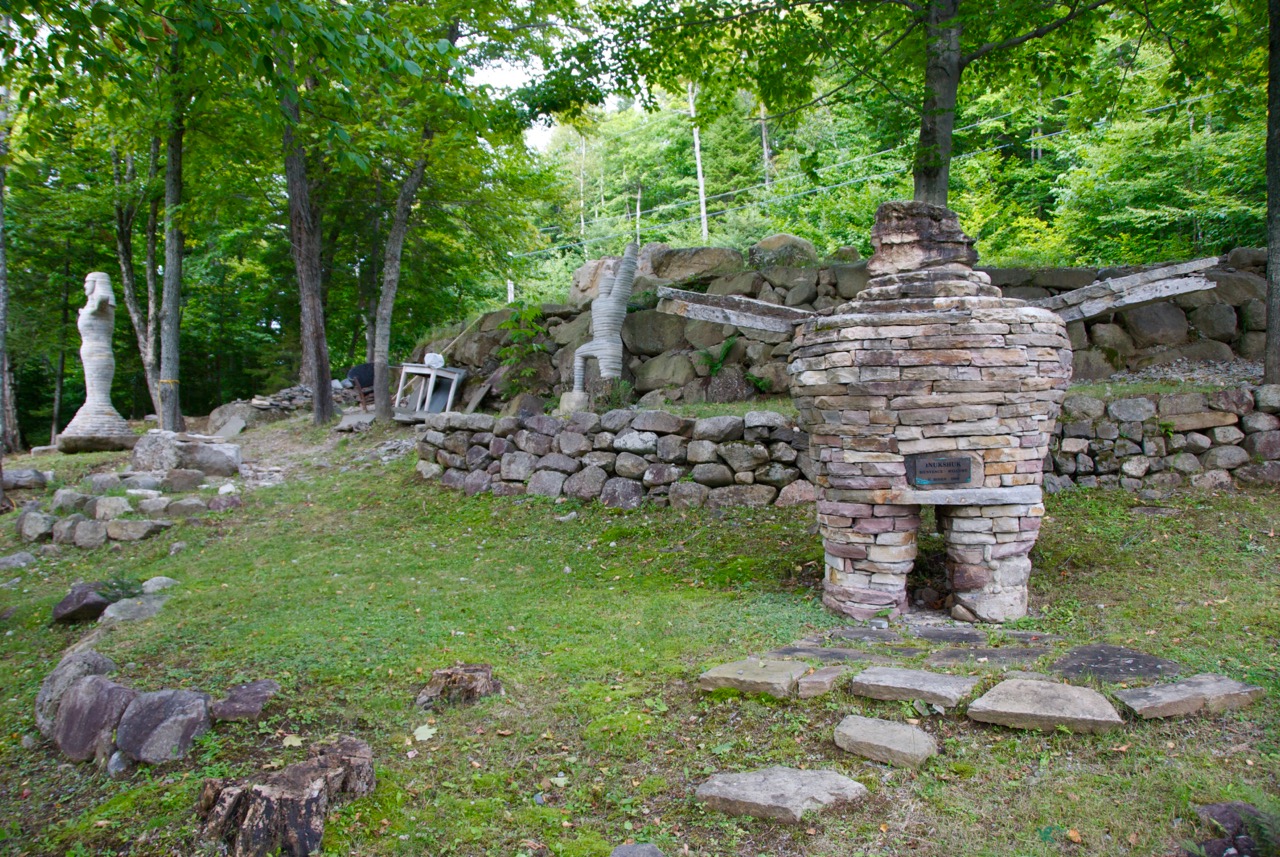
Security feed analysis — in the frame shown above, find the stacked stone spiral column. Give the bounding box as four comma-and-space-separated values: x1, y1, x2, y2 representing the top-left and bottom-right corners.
789, 202, 1072, 622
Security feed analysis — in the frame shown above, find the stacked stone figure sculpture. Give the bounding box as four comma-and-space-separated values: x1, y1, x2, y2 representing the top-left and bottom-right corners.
789, 202, 1072, 623
572, 242, 639, 393
57, 272, 137, 452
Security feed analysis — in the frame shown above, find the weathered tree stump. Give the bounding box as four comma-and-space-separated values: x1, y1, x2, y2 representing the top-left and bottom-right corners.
414, 663, 502, 709
196, 736, 374, 857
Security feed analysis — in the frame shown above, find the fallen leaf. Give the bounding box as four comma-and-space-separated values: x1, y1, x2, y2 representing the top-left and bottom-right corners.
1128, 832, 1139, 846
1067, 829, 1082, 844
282, 735, 303, 748
406, 750, 418, 759
806, 828, 817, 836
413, 724, 438, 742
496, 729, 513, 736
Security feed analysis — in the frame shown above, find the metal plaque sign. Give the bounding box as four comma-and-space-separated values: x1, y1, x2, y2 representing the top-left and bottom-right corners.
906, 455, 972, 487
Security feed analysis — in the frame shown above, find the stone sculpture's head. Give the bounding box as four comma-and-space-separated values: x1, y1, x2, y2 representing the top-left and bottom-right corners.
84, 272, 116, 306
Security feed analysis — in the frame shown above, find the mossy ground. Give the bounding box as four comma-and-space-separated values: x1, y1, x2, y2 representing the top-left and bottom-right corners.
0, 429, 1276, 857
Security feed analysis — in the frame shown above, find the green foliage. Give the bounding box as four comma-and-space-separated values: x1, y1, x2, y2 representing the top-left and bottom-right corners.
95, 575, 144, 602
595, 378, 634, 411
495, 303, 549, 398
744, 372, 771, 394
694, 334, 738, 377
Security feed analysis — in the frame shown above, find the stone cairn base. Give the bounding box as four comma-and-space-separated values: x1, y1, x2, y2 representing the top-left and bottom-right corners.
57, 405, 136, 453
791, 202, 1071, 623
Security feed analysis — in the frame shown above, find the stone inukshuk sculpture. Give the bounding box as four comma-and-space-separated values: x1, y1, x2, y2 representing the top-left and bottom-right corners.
57, 272, 137, 453
560, 242, 639, 413
789, 202, 1072, 622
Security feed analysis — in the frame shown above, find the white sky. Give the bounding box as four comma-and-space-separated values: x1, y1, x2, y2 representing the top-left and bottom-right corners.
470, 63, 557, 152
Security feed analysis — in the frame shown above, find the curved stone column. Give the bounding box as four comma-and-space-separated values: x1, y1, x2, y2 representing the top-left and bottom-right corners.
58, 272, 136, 453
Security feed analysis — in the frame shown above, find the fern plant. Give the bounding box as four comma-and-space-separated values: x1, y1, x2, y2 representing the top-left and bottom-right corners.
695, 335, 739, 377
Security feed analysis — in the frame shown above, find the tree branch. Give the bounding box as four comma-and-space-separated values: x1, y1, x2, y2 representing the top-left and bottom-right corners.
960, 0, 1113, 69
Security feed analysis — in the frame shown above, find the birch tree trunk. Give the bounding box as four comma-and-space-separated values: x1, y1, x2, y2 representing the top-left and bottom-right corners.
688, 82, 708, 242
159, 40, 185, 430
759, 101, 771, 190
282, 82, 335, 424
913, 0, 961, 206
112, 147, 162, 416
373, 150, 429, 422
50, 254, 70, 443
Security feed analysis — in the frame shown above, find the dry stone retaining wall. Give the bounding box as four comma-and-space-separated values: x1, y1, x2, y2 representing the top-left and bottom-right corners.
413, 410, 818, 509
415, 384, 1280, 508
1045, 384, 1280, 493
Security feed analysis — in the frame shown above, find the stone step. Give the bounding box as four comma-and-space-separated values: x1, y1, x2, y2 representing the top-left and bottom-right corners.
833, 715, 937, 768
697, 659, 809, 698
764, 643, 918, 664
967, 679, 1123, 734
1114, 674, 1265, 719
695, 766, 867, 823
848, 667, 980, 708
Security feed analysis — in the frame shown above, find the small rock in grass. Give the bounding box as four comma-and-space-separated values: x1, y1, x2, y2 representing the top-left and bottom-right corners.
797, 666, 850, 699
211, 680, 281, 722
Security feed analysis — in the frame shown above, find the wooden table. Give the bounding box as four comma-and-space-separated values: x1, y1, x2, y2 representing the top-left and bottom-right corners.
393, 363, 465, 417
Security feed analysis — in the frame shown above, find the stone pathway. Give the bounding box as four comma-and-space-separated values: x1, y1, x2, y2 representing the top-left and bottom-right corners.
1051, 644, 1181, 682
1115, 674, 1265, 719
847, 667, 979, 708
967, 679, 1124, 734
833, 715, 937, 768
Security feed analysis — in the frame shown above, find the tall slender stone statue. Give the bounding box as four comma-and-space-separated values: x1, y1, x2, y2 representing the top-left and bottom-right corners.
559, 242, 639, 413
57, 272, 138, 452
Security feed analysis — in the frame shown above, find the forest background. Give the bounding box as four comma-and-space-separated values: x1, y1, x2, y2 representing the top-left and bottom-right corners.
0, 0, 1267, 449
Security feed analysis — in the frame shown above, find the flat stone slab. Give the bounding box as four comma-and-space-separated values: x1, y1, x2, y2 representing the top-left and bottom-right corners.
1052, 644, 1181, 683
797, 666, 850, 699
610, 846, 665, 857
764, 645, 908, 665
698, 659, 808, 698
908, 626, 986, 644
967, 679, 1123, 733
827, 627, 903, 644
848, 667, 980, 708
925, 647, 1049, 668
833, 715, 938, 768
695, 766, 867, 823
1114, 674, 1265, 719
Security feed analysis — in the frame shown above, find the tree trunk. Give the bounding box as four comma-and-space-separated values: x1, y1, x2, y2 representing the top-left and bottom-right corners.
688, 82, 709, 242
0, 59, 10, 489
0, 352, 18, 453
112, 147, 162, 416
51, 251, 70, 443
373, 151, 429, 422
281, 83, 335, 424
759, 101, 771, 190
159, 40, 185, 430
913, 0, 962, 206
145, 136, 161, 375
1266, 0, 1280, 384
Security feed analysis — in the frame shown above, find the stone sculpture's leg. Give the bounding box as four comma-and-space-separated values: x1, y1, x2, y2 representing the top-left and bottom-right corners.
939, 503, 1044, 623
819, 503, 919, 619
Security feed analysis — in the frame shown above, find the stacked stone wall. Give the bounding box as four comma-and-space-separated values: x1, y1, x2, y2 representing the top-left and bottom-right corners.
414, 410, 817, 509
1046, 384, 1280, 493
416, 384, 1280, 509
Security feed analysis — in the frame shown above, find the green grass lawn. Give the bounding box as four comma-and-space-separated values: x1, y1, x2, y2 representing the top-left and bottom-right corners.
0, 439, 1276, 857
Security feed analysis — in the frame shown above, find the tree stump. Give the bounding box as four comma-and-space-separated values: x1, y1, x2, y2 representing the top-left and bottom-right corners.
196, 736, 374, 857
414, 663, 502, 709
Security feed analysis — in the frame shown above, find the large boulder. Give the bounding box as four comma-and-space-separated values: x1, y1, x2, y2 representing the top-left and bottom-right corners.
3, 469, 50, 490
132, 430, 241, 476
207, 401, 289, 434
622, 310, 688, 356
1189, 304, 1237, 342
634, 354, 696, 393
1207, 270, 1267, 305
1121, 303, 1188, 348
748, 233, 819, 268
650, 247, 744, 282
116, 689, 212, 764
16, 511, 57, 543
35, 649, 118, 739
54, 676, 137, 763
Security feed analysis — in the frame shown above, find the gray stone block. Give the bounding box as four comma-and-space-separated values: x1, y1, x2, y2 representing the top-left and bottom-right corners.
967, 679, 1123, 734
833, 715, 937, 768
